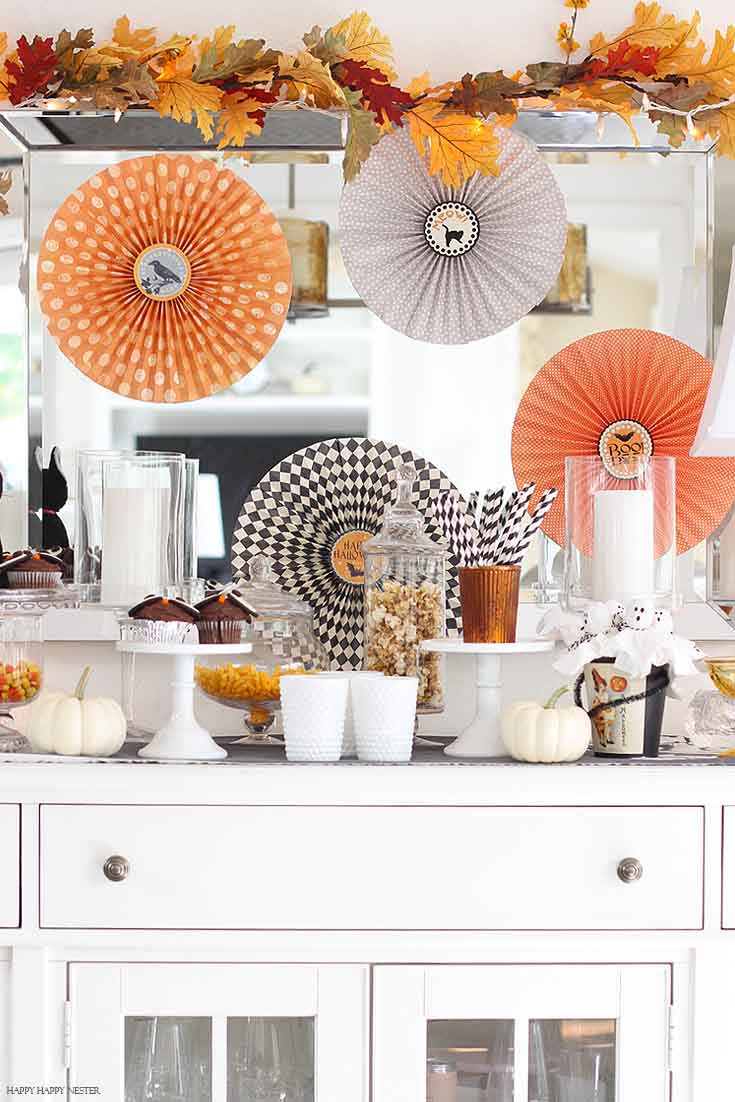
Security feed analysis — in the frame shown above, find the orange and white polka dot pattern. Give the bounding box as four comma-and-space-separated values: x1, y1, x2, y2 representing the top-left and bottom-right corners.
37, 154, 293, 403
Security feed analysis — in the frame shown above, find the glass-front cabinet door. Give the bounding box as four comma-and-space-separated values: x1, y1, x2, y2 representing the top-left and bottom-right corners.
69, 963, 367, 1101
374, 965, 672, 1101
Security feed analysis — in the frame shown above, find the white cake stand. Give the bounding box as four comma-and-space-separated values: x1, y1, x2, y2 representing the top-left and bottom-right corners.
116, 642, 253, 761
421, 638, 555, 758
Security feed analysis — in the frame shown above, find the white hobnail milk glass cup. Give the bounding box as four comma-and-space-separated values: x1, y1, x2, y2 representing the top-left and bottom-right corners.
351, 676, 418, 763
313, 671, 385, 756
280, 675, 349, 762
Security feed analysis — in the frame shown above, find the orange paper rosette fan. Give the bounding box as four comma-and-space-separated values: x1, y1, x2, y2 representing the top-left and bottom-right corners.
512, 328, 735, 554
37, 154, 292, 403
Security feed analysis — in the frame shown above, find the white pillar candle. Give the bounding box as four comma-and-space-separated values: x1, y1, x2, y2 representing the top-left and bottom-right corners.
101, 461, 173, 607
592, 490, 654, 604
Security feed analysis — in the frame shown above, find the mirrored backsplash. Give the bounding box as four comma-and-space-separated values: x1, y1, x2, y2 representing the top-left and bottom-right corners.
0, 112, 720, 592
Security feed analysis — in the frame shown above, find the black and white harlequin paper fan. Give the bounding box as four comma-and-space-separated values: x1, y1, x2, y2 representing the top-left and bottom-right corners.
231, 438, 465, 668
338, 126, 567, 345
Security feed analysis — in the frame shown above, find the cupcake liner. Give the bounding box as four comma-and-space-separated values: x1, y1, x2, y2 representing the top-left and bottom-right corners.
6, 571, 63, 590
197, 620, 247, 644
119, 619, 196, 645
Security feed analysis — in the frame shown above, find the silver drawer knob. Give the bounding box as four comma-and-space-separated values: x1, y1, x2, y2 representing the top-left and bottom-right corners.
103, 855, 130, 883
617, 857, 643, 883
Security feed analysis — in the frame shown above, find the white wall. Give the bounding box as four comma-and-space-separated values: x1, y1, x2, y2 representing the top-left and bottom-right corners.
2, 1, 733, 85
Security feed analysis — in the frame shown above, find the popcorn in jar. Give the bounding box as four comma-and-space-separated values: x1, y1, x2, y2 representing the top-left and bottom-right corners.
362, 465, 447, 714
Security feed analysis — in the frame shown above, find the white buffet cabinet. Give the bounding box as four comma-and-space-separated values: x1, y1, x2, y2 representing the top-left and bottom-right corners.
0, 752, 733, 1101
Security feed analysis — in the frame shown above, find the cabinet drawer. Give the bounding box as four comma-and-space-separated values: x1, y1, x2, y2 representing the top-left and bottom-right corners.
40, 804, 703, 930
0, 806, 20, 928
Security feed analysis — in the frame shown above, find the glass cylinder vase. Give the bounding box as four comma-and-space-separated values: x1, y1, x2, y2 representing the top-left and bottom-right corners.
75, 450, 187, 607
564, 455, 676, 609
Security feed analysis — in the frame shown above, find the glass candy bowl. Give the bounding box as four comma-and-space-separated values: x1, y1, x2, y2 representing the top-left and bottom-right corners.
0, 613, 43, 752
194, 557, 328, 736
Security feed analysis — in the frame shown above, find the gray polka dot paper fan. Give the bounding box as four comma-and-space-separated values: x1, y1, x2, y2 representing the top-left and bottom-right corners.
231, 438, 465, 668
339, 126, 567, 344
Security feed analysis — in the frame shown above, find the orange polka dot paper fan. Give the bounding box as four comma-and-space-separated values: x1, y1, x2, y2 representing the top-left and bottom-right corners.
511, 328, 735, 554
37, 154, 292, 403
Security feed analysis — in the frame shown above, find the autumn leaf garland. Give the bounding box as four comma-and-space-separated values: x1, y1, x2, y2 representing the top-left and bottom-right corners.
1, 2, 735, 207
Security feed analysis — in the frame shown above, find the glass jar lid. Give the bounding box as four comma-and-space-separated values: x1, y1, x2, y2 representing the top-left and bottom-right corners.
235, 555, 313, 619
363, 463, 446, 557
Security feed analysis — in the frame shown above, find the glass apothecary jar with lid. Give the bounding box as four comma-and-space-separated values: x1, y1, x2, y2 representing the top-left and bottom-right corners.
194, 556, 328, 736
0, 611, 43, 752
362, 464, 447, 714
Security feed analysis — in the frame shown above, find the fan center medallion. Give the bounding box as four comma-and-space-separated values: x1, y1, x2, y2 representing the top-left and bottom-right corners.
134, 243, 191, 301
331, 530, 373, 585
598, 419, 653, 479
424, 202, 479, 257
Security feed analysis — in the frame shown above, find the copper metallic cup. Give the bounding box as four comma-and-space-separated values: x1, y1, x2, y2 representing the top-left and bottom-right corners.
459, 565, 520, 644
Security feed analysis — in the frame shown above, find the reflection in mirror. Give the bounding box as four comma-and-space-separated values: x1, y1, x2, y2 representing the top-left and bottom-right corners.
0, 110, 720, 598
0, 152, 26, 553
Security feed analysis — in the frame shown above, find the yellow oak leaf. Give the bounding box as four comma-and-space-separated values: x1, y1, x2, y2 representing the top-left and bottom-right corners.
216, 92, 264, 149
239, 67, 276, 86
0, 33, 7, 58
556, 84, 640, 144
652, 11, 703, 73
199, 25, 235, 64
589, 3, 694, 56
113, 16, 157, 53
277, 50, 345, 108
407, 100, 500, 188
0, 170, 11, 217
662, 26, 735, 97
155, 73, 223, 141
703, 102, 735, 159
407, 71, 430, 99
328, 11, 396, 80
139, 34, 192, 65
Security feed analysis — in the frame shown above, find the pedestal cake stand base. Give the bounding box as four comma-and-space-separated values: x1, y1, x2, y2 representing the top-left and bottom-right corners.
421, 639, 555, 758
116, 642, 253, 761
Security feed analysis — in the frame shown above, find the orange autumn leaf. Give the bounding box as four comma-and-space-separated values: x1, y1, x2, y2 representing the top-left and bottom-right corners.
589, 3, 695, 56
217, 91, 264, 149
651, 10, 703, 72
155, 70, 223, 141
407, 100, 500, 187
277, 50, 345, 108
407, 70, 430, 99
328, 10, 396, 81
556, 83, 640, 143
112, 15, 157, 54
198, 24, 235, 63
703, 102, 735, 158
662, 26, 735, 97
0, 170, 11, 217
139, 34, 192, 66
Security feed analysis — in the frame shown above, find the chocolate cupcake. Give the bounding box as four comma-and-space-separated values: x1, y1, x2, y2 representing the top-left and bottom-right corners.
123, 594, 201, 644
195, 590, 257, 643
0, 550, 64, 590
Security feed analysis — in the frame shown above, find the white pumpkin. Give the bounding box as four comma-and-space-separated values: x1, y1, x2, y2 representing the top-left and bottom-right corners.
28, 667, 126, 757
501, 686, 590, 763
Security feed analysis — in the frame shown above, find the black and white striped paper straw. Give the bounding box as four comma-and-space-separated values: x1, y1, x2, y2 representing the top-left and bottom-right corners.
437, 492, 479, 567
493, 482, 536, 565
477, 487, 505, 564
509, 487, 559, 566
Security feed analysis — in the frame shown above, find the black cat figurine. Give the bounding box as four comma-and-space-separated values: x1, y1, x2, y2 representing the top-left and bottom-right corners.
27, 447, 71, 561
41, 446, 70, 549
